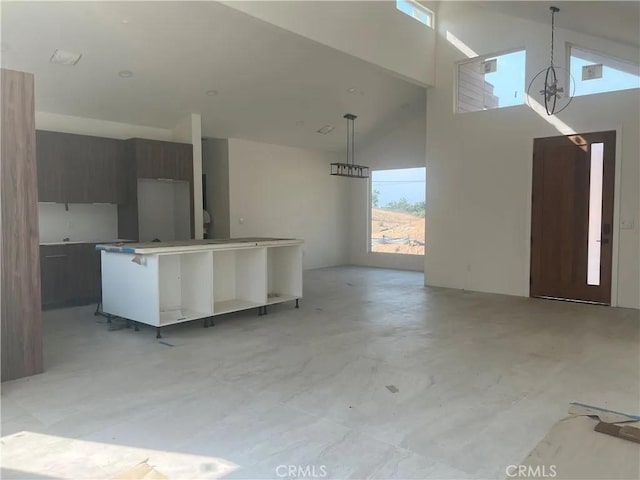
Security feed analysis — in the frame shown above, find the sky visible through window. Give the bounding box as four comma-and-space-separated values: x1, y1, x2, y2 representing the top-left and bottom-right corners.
570, 54, 640, 96
372, 167, 425, 206
478, 48, 638, 108
484, 50, 526, 108
396, 0, 432, 27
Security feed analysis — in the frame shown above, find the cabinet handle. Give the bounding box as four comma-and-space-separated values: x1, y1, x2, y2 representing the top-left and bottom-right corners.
44, 254, 67, 259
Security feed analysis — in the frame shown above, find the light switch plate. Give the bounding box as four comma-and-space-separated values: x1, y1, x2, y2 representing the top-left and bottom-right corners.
620, 219, 635, 230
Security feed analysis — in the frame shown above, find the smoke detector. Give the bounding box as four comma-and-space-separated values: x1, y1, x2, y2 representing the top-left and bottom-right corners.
49, 49, 82, 65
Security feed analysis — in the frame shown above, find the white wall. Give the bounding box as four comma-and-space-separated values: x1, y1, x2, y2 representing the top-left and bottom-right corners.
38, 203, 118, 243
349, 109, 427, 271
202, 138, 230, 238
222, 0, 437, 86
227, 138, 350, 270
426, 2, 640, 308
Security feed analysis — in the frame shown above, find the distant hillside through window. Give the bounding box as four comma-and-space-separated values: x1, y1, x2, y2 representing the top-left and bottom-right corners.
371, 167, 425, 255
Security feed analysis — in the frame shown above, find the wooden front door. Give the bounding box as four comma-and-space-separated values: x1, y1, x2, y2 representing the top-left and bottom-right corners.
530, 131, 616, 304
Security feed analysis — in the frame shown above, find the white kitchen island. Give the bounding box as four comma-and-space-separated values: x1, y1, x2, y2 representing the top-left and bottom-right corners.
96, 238, 303, 337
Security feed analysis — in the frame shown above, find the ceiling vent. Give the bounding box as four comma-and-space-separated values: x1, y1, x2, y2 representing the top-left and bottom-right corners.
317, 125, 335, 135
49, 49, 82, 65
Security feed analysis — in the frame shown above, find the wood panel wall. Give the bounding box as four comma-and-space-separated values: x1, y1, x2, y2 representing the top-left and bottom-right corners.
1, 68, 43, 381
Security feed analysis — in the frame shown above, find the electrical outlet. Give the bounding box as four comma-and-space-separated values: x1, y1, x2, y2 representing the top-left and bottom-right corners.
620, 219, 635, 230
238, 217, 244, 225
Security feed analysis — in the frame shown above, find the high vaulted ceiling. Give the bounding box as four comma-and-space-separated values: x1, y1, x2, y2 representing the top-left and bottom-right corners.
1, 1, 426, 151
478, 1, 640, 49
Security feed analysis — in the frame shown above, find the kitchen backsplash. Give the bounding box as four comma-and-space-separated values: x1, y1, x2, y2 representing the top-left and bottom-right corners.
38, 203, 119, 243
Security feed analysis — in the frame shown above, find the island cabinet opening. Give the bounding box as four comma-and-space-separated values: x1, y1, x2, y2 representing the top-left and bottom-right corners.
158, 251, 214, 326
212, 247, 267, 315
267, 245, 303, 305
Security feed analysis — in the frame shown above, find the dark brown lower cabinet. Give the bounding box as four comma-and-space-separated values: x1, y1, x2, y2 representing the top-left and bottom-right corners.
40, 243, 102, 309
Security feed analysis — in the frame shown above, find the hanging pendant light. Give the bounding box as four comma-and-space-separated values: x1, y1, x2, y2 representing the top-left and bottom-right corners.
527, 6, 575, 115
330, 113, 369, 179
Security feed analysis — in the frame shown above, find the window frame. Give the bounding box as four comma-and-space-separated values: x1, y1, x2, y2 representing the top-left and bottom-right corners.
396, 0, 435, 29
566, 42, 640, 98
368, 167, 426, 256
454, 46, 527, 114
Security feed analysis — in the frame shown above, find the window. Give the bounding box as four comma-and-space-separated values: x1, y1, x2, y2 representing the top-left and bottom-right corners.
569, 45, 640, 97
370, 167, 425, 255
456, 49, 526, 113
396, 0, 433, 28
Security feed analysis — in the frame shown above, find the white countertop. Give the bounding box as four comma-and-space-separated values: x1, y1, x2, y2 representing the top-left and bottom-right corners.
40, 239, 135, 246
97, 238, 303, 254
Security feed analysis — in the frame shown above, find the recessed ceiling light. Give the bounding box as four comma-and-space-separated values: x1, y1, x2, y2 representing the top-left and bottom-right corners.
206, 90, 218, 96
347, 87, 358, 93
317, 125, 335, 135
118, 70, 134, 78
122, 19, 130, 24
50, 49, 82, 65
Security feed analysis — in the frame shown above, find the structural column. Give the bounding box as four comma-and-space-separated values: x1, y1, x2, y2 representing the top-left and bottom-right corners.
1, 68, 43, 381
174, 114, 204, 239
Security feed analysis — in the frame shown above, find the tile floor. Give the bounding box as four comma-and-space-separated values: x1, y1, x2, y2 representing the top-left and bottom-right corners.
1, 267, 638, 479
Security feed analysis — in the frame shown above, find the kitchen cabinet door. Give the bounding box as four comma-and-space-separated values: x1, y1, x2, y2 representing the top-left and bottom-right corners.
133, 139, 192, 180
36, 131, 65, 202
173, 143, 193, 181
64, 133, 91, 203
40, 244, 102, 308
135, 139, 168, 179
68, 243, 102, 301
40, 245, 73, 307
87, 136, 124, 204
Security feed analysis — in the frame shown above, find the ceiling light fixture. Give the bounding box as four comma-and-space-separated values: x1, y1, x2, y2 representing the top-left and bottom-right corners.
526, 6, 574, 115
206, 90, 218, 96
49, 49, 82, 65
330, 113, 369, 179
317, 124, 335, 135
118, 70, 134, 78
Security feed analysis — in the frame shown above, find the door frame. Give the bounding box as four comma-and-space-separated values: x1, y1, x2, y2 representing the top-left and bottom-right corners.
524, 125, 623, 306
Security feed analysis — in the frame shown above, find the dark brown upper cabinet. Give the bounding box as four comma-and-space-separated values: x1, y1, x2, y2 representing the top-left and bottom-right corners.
36, 130, 126, 204
36, 130, 65, 202
129, 138, 193, 181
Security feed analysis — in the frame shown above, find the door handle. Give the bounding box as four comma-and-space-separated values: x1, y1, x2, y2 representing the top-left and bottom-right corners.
44, 254, 68, 259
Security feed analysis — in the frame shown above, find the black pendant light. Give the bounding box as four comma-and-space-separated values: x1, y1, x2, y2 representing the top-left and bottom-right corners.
527, 6, 575, 115
330, 113, 369, 179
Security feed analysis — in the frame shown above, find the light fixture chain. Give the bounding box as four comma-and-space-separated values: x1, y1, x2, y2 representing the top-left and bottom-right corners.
550, 7, 556, 67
